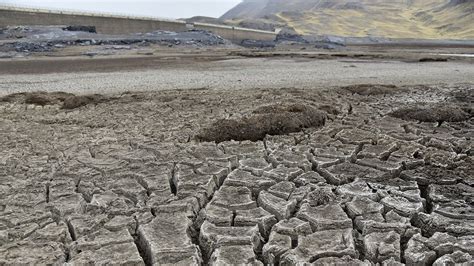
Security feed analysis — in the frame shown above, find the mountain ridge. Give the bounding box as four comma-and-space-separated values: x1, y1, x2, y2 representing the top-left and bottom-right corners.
221, 0, 474, 39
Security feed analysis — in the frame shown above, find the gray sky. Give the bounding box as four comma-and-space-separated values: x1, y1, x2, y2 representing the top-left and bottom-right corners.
0, 0, 242, 19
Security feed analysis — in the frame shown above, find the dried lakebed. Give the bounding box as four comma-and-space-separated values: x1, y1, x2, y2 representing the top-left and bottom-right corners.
0, 84, 473, 265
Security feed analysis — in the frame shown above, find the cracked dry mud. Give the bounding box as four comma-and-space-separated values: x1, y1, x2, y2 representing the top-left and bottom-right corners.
0, 84, 473, 265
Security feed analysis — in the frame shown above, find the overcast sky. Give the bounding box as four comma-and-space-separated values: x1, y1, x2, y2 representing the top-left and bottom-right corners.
0, 0, 242, 19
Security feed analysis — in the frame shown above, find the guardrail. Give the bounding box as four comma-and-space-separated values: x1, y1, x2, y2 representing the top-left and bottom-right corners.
0, 4, 184, 23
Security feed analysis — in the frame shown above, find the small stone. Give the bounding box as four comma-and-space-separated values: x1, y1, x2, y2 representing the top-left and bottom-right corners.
272, 218, 313, 240
210, 245, 263, 265
210, 185, 257, 211
293, 171, 326, 186
296, 203, 352, 231
200, 204, 233, 226
224, 169, 276, 196
312, 256, 371, 266
433, 251, 473, 266
268, 181, 295, 200
239, 158, 273, 176
199, 221, 261, 260
234, 207, 278, 238
363, 231, 401, 263
262, 232, 292, 264
138, 212, 201, 265
258, 191, 297, 221
263, 165, 304, 182
404, 234, 437, 265
346, 196, 384, 218
280, 229, 357, 263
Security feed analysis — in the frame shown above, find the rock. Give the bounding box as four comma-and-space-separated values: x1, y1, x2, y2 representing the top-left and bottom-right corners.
224, 169, 277, 196
404, 234, 437, 265
69, 242, 145, 265
296, 203, 352, 231
354, 212, 386, 232
66, 214, 109, 239
335, 128, 376, 145
428, 183, 474, 220
360, 219, 420, 240
0, 241, 66, 265
263, 165, 304, 182
210, 245, 263, 265
239, 157, 273, 176
346, 196, 384, 218
199, 204, 234, 226
324, 163, 386, 184
29, 222, 71, 244
210, 185, 257, 211
196, 163, 230, 187
268, 150, 312, 171
268, 181, 296, 200
289, 185, 313, 203
363, 231, 401, 263
262, 232, 292, 264
258, 190, 297, 221
69, 228, 144, 266
104, 215, 137, 234
199, 221, 261, 260
138, 212, 202, 265
280, 229, 357, 263
293, 171, 326, 186
433, 251, 473, 266
312, 256, 371, 265
219, 140, 267, 160
63, 25, 97, 33
271, 217, 313, 240
336, 179, 379, 201
380, 195, 424, 218
381, 257, 405, 266
356, 157, 403, 174
177, 173, 217, 203
425, 232, 457, 256
48, 193, 87, 217
234, 207, 278, 238
412, 212, 474, 237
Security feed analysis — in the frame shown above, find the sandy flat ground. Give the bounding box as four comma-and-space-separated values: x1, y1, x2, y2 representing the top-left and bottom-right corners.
0, 56, 473, 96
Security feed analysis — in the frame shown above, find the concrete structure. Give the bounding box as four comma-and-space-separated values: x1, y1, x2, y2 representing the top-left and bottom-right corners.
0, 5, 277, 42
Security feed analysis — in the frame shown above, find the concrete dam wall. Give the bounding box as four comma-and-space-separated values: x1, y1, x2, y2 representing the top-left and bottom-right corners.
0, 6, 277, 42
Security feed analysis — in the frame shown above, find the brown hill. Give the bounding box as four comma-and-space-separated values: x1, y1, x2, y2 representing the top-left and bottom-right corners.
221, 0, 474, 39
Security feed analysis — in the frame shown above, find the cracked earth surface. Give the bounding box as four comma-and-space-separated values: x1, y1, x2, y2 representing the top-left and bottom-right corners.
0, 84, 473, 265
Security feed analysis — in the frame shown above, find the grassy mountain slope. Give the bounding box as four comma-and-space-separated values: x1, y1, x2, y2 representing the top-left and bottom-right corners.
221, 0, 474, 39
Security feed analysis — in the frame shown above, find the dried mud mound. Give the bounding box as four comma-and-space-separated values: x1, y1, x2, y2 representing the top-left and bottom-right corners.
389, 104, 471, 123
61, 94, 109, 109
197, 103, 326, 143
1, 91, 74, 105
342, 84, 406, 96
0, 91, 109, 109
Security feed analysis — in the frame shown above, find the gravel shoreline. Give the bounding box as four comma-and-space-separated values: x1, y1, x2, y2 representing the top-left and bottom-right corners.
1, 57, 473, 96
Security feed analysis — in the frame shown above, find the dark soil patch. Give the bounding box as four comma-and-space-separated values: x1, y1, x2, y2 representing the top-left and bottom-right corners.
62, 94, 109, 109
388, 104, 471, 123
1, 91, 75, 105
342, 84, 406, 96
197, 103, 326, 143
419, 58, 448, 62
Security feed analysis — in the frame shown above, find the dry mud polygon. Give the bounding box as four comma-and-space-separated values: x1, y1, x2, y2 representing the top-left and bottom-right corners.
0, 84, 473, 265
